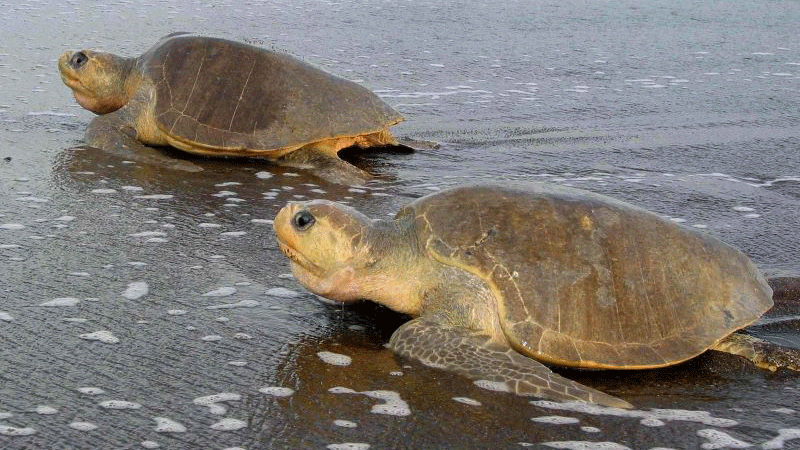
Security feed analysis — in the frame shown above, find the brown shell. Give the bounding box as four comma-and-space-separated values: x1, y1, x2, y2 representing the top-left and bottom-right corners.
399, 183, 773, 369
138, 34, 402, 153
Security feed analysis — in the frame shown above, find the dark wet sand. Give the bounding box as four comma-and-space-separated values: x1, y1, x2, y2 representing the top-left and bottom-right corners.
2, 0, 800, 448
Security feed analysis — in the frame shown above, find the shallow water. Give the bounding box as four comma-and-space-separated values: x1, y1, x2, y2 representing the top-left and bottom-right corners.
1, 0, 800, 448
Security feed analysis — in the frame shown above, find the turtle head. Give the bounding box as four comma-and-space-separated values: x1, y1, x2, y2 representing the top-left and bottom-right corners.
274, 200, 422, 314
274, 200, 377, 302
58, 49, 135, 114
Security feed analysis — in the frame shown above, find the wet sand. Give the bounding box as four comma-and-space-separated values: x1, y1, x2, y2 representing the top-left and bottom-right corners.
2, 0, 800, 448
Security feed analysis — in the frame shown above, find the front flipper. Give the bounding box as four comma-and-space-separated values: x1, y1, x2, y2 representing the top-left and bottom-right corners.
277, 146, 372, 185
388, 318, 632, 408
712, 332, 800, 371
84, 114, 203, 172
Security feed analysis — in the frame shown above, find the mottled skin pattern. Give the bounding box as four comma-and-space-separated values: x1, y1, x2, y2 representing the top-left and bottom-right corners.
273, 183, 798, 408
58, 33, 403, 182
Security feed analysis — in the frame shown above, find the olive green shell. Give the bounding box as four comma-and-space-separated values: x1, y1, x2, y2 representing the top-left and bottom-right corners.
138, 34, 402, 152
398, 183, 773, 369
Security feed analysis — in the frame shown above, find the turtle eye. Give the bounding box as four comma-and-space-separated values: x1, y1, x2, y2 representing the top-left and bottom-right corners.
292, 210, 315, 231
70, 51, 88, 69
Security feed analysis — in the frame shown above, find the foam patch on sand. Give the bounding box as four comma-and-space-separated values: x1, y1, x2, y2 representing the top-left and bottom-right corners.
122, 281, 149, 300
531, 400, 738, 427
194, 393, 241, 415
329, 387, 411, 416
317, 351, 352, 366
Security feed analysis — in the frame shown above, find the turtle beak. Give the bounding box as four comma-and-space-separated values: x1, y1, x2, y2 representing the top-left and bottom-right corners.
273, 202, 304, 260
58, 52, 81, 81
58, 50, 91, 78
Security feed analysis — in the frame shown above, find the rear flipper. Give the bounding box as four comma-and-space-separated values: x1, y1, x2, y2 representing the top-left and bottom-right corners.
388, 318, 632, 409
277, 146, 372, 186
712, 332, 800, 371
85, 114, 203, 173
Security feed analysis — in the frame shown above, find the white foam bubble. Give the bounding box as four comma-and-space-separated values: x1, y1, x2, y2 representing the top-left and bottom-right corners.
762, 428, 800, 449
213, 191, 238, 197
78, 387, 106, 395
0, 424, 36, 436
772, 408, 795, 414
259, 386, 295, 397
640, 417, 666, 427
68, 421, 97, 431
123, 281, 149, 300
69, 272, 90, 277
201, 335, 223, 342
474, 380, 511, 392
210, 418, 246, 431
733, 206, 755, 212
194, 393, 241, 415
141, 441, 160, 449
233, 333, 252, 340
333, 419, 357, 428
99, 400, 141, 410
91, 188, 117, 194
54, 215, 75, 222
35, 405, 58, 415
79, 330, 120, 344
134, 194, 174, 200
40, 297, 80, 307
265, 287, 301, 298
0, 244, 22, 249
327, 444, 370, 450
229, 361, 247, 367
328, 387, 411, 416
0, 223, 25, 230
317, 351, 352, 366
153, 417, 187, 433
220, 231, 247, 237
250, 219, 273, 224
121, 186, 144, 191
533, 415, 581, 424
581, 426, 601, 433
542, 442, 631, 450
329, 386, 357, 394
199, 223, 222, 228
531, 401, 738, 427
167, 309, 187, 315
0, 311, 14, 321
452, 397, 481, 406
697, 429, 752, 449
202, 287, 237, 297
255, 171, 273, 179
362, 390, 411, 416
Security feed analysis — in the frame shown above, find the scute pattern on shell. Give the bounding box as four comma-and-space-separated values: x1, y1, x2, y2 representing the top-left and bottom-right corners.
141, 35, 402, 153
398, 183, 773, 369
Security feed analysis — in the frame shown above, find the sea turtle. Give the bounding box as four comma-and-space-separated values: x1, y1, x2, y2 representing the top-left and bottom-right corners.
273, 182, 800, 408
57, 33, 405, 183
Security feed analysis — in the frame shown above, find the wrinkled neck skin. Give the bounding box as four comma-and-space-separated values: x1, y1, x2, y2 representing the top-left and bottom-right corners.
292, 215, 432, 316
